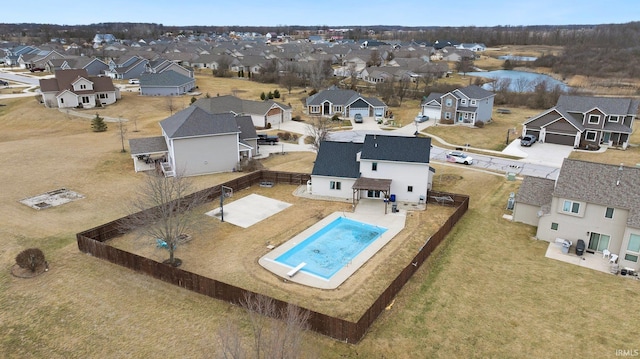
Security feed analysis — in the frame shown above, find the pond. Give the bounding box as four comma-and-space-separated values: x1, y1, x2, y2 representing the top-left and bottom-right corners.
467, 70, 570, 93
498, 55, 537, 61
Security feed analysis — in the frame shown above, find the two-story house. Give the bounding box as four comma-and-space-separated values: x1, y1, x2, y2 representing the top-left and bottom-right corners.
513, 159, 640, 271
420, 85, 495, 125
310, 134, 434, 204
306, 86, 387, 119
128, 106, 258, 177
522, 95, 639, 149
38, 69, 119, 109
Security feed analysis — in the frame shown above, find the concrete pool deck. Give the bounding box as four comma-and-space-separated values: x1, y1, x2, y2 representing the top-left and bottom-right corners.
258, 199, 407, 289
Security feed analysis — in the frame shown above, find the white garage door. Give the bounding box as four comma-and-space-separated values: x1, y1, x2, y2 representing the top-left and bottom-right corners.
267, 113, 281, 125
422, 107, 441, 120
350, 108, 369, 118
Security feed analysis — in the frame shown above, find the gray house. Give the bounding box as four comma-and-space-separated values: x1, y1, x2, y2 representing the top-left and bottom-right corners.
139, 70, 196, 96
513, 159, 640, 271
522, 95, 638, 149
306, 86, 387, 119
128, 106, 257, 177
192, 95, 291, 128
105, 55, 148, 80
420, 85, 495, 125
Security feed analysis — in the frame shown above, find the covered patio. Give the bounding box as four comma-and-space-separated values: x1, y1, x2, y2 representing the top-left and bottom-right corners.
129, 136, 169, 173
352, 177, 392, 213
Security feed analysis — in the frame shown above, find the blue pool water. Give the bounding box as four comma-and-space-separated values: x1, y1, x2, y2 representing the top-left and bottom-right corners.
275, 217, 387, 280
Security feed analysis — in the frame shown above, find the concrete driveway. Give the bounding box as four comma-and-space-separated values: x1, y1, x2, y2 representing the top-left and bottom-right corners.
502, 140, 574, 168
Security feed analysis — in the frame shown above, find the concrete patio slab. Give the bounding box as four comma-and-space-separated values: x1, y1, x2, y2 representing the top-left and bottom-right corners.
205, 193, 291, 228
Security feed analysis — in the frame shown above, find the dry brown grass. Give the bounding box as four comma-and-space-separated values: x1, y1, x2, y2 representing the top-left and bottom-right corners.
2, 66, 640, 358
424, 106, 542, 151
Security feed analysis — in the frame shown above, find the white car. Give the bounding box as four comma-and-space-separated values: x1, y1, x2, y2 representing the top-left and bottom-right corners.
446, 151, 473, 165
128, 78, 140, 84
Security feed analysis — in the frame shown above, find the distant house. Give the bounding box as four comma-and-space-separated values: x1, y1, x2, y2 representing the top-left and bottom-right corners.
311, 134, 434, 204
522, 95, 639, 149
455, 43, 487, 52
420, 85, 495, 125
513, 159, 640, 272
38, 69, 120, 109
193, 95, 291, 128
128, 106, 258, 177
45, 57, 109, 76
306, 86, 387, 119
104, 55, 148, 80
139, 70, 196, 96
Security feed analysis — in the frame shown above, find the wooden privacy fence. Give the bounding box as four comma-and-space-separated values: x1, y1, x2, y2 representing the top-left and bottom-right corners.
77, 172, 468, 343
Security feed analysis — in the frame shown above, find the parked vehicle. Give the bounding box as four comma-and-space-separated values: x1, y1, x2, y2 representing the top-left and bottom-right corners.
257, 134, 279, 145
29, 67, 45, 72
128, 78, 140, 84
353, 113, 363, 123
520, 134, 537, 147
0, 80, 8, 86
446, 151, 473, 165
415, 115, 429, 123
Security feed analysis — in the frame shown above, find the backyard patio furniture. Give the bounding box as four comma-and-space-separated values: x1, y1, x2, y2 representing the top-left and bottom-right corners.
602, 249, 611, 259
609, 254, 619, 264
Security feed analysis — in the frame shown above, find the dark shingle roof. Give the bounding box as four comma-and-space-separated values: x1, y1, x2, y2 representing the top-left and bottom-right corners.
193, 95, 289, 116
554, 158, 640, 228
160, 107, 239, 138
360, 134, 431, 163
306, 86, 387, 108
454, 85, 495, 100
140, 70, 193, 87
235, 115, 257, 140
515, 176, 556, 206
311, 141, 362, 178
556, 95, 639, 116
128, 136, 168, 155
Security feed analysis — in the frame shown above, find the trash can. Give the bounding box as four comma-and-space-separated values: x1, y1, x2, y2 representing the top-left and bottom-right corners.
561, 240, 571, 254
392, 204, 398, 213
390, 194, 396, 202
576, 239, 586, 256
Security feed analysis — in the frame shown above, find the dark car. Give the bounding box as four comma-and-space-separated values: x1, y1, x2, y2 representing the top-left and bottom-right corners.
257, 134, 279, 145
0, 80, 8, 86
520, 134, 537, 147
29, 67, 45, 72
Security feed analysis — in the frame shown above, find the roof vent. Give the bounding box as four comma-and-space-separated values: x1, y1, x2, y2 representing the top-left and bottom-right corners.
375, 143, 378, 148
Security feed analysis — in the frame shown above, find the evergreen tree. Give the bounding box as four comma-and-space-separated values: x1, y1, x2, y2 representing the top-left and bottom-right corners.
273, 89, 280, 98
267, 91, 274, 99
260, 92, 266, 100
91, 113, 108, 132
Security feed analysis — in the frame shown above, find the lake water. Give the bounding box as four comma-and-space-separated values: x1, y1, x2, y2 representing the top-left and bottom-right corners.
467, 70, 569, 93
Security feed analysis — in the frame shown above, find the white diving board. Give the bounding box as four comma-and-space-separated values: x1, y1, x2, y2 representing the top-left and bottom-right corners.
287, 262, 306, 277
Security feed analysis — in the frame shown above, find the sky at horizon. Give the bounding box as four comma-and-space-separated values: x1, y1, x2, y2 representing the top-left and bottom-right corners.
3, 0, 638, 28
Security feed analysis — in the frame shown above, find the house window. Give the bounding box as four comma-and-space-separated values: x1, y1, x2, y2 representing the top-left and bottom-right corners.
551, 222, 558, 230
605, 207, 614, 219
334, 105, 343, 113
372, 162, 377, 171
444, 112, 452, 120
60, 98, 64, 104
562, 200, 580, 214
460, 99, 467, 105
624, 234, 640, 262
470, 99, 477, 106
80, 84, 86, 89
608, 115, 619, 123
407, 186, 413, 192
588, 114, 600, 124
310, 106, 320, 114
585, 131, 597, 141
329, 181, 341, 190
445, 98, 453, 107
82, 96, 90, 104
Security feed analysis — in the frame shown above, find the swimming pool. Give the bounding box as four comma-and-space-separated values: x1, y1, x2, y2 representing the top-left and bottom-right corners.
275, 217, 387, 280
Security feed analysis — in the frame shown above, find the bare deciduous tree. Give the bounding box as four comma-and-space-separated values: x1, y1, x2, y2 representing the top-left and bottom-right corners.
120, 174, 210, 267
117, 117, 127, 153
215, 293, 314, 359
306, 116, 332, 152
